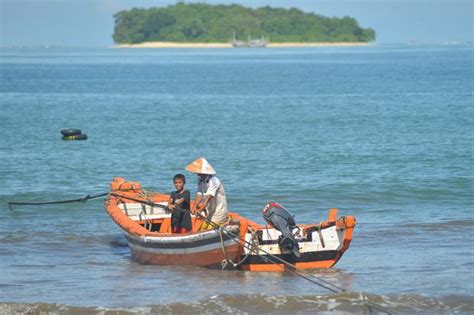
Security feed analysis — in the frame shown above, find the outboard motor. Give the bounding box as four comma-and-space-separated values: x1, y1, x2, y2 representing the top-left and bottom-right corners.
262, 202, 301, 257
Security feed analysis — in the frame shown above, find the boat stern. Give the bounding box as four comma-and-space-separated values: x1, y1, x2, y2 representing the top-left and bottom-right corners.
238, 208, 357, 271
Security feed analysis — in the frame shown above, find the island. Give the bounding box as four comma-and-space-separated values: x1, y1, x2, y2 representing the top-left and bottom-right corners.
112, 3, 375, 48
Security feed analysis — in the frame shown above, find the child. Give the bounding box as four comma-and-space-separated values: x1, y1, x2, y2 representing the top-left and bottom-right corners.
168, 174, 192, 234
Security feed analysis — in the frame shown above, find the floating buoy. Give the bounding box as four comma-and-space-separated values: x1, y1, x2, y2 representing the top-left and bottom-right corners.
63, 134, 88, 140
61, 128, 87, 140
61, 129, 82, 137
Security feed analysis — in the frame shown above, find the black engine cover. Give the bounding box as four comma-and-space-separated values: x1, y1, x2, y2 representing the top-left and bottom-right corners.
262, 202, 301, 257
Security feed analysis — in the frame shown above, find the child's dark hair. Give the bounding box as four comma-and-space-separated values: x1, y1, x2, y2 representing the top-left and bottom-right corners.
173, 173, 186, 183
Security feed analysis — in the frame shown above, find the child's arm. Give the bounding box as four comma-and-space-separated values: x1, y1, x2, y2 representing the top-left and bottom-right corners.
174, 190, 190, 207
167, 194, 175, 210
174, 197, 185, 206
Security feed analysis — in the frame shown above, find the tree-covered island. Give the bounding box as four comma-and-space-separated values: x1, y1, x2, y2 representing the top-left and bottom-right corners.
112, 3, 375, 44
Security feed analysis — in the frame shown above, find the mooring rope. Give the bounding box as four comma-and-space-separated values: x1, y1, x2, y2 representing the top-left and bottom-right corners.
110, 193, 346, 292
8, 191, 394, 314
110, 193, 395, 314
7, 192, 109, 211
219, 226, 256, 270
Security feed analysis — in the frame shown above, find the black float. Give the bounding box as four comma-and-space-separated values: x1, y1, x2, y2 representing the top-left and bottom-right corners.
61, 129, 88, 140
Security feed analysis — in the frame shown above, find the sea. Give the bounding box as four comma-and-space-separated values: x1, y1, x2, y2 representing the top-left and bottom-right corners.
0, 45, 472, 314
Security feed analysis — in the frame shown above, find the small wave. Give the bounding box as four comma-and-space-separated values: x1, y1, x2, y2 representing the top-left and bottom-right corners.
402, 219, 474, 231
109, 235, 129, 248
2, 292, 473, 314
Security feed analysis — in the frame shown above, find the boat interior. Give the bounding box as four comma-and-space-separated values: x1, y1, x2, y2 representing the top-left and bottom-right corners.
116, 199, 343, 244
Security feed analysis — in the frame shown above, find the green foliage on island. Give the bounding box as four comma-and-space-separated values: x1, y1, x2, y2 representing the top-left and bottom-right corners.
112, 3, 375, 44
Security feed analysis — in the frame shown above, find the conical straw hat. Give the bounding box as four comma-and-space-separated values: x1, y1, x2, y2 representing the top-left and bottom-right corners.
185, 157, 216, 175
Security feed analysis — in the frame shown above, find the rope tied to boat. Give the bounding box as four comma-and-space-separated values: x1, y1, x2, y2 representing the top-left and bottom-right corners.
317, 220, 326, 248
219, 225, 257, 270
139, 203, 153, 231
7, 192, 109, 211
360, 292, 394, 314
110, 193, 346, 290
106, 192, 397, 314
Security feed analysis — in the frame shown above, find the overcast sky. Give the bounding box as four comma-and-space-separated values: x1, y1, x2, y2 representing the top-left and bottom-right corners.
1, 0, 472, 47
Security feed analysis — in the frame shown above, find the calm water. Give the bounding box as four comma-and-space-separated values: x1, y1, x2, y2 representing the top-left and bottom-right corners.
0, 45, 473, 313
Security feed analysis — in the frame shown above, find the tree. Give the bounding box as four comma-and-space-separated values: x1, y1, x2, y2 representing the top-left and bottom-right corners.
112, 3, 376, 44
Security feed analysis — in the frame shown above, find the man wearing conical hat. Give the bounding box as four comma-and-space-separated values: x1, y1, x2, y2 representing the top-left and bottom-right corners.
186, 157, 229, 230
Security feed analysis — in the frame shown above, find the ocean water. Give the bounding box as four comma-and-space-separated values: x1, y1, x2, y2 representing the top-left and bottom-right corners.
0, 45, 473, 314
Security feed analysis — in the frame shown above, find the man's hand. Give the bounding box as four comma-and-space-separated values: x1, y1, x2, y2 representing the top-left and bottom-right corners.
191, 204, 200, 214
194, 203, 207, 217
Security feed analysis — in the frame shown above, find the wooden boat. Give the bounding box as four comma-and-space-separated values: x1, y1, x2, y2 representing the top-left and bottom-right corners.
105, 178, 356, 271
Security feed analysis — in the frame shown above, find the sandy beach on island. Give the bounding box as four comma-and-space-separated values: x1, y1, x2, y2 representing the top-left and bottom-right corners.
114, 41, 371, 48
269, 42, 371, 47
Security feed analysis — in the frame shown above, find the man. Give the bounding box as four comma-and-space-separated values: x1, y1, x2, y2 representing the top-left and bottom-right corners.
185, 157, 228, 230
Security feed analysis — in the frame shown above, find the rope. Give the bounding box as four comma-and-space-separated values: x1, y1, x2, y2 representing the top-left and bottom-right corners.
139, 203, 153, 231
138, 189, 167, 199
109, 193, 159, 208
109, 193, 395, 314
7, 192, 109, 211
361, 292, 394, 314
111, 192, 343, 292
218, 223, 345, 293
219, 226, 233, 269
317, 221, 326, 248
219, 226, 255, 270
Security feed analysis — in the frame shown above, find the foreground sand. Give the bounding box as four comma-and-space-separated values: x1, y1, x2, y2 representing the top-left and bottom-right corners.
114, 41, 371, 48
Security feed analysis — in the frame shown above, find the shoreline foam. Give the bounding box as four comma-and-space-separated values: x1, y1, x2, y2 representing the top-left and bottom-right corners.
2, 292, 473, 313
114, 41, 371, 48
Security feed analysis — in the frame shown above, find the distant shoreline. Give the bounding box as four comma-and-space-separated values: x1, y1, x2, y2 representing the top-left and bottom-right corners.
114, 41, 372, 49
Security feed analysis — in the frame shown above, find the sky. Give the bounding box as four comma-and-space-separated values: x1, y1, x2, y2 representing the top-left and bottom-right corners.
0, 0, 473, 47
